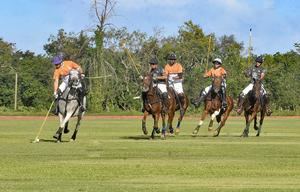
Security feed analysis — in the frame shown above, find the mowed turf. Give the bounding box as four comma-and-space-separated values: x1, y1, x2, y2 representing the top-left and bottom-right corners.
0, 116, 299, 192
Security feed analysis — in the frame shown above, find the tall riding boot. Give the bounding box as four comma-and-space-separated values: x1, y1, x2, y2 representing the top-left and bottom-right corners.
141, 92, 147, 113
237, 93, 245, 115
192, 89, 206, 108
52, 99, 59, 115
162, 92, 169, 113
221, 88, 227, 110
264, 94, 272, 116
78, 89, 86, 112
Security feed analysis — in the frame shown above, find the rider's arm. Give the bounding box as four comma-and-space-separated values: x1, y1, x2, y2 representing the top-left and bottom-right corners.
203, 68, 212, 78
53, 71, 59, 93
260, 72, 265, 80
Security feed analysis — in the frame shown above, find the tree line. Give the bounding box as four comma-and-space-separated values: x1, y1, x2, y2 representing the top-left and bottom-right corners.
1, 20, 300, 113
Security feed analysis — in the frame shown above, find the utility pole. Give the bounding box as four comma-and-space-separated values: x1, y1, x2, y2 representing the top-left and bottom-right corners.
14, 72, 18, 110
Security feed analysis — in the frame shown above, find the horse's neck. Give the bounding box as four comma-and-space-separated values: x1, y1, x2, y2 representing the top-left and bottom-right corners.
62, 87, 77, 100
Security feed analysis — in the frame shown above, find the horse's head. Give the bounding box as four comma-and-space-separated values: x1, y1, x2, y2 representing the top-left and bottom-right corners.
141, 73, 152, 92
69, 69, 81, 88
212, 76, 222, 94
252, 78, 262, 98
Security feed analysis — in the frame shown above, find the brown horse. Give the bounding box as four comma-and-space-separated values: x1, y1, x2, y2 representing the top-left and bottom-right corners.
239, 79, 267, 137
161, 87, 189, 139
192, 77, 234, 137
141, 73, 165, 139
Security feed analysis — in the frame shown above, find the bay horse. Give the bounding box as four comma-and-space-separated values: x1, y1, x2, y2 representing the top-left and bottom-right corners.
141, 73, 189, 139
192, 77, 233, 137
239, 79, 267, 137
53, 70, 86, 142
161, 87, 189, 139
141, 73, 164, 139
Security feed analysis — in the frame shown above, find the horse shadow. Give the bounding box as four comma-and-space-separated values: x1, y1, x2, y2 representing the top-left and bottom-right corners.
120, 135, 160, 140
30, 138, 70, 143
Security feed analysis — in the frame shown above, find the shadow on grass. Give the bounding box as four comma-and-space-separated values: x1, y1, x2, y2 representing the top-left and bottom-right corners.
30, 139, 70, 143
120, 135, 159, 140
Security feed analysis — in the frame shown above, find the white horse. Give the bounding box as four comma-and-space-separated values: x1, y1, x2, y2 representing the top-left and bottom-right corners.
53, 70, 86, 142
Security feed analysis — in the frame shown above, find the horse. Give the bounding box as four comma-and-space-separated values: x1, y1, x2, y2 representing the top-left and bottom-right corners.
53, 70, 86, 142
239, 79, 267, 137
160, 86, 189, 139
192, 76, 234, 137
141, 73, 164, 139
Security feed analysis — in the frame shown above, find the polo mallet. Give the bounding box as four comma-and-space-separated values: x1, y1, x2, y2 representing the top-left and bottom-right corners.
32, 100, 55, 143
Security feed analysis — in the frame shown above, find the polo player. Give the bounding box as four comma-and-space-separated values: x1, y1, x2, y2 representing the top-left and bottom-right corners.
192, 58, 227, 110
164, 53, 185, 104
237, 56, 272, 115
52, 55, 86, 114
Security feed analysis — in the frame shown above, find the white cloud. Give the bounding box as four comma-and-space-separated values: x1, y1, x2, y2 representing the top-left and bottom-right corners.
117, 0, 193, 9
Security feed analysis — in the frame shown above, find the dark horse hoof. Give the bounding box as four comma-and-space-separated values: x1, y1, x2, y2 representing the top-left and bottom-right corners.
154, 128, 160, 134
64, 128, 70, 134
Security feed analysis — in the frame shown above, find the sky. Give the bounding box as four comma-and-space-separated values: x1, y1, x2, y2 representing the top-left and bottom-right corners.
0, 0, 299, 55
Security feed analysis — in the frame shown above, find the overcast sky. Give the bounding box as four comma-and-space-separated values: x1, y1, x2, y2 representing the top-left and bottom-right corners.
0, 0, 299, 55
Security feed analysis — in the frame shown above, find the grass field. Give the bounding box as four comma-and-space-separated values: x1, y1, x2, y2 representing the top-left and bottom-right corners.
0, 115, 299, 192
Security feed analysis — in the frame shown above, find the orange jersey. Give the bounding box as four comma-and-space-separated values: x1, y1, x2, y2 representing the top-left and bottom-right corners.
53, 61, 80, 81
205, 67, 226, 78
164, 63, 183, 75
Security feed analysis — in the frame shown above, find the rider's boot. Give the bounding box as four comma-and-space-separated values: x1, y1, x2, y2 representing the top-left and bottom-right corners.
221, 87, 227, 110
236, 93, 245, 115
141, 91, 147, 113
78, 88, 86, 112
264, 94, 272, 116
161, 92, 169, 113
191, 89, 206, 108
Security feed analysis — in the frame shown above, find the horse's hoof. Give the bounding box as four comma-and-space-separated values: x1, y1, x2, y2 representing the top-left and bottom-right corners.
64, 128, 70, 134
175, 128, 180, 135
70, 139, 75, 142
192, 128, 199, 135
213, 130, 219, 137
240, 134, 248, 137
154, 128, 160, 134
256, 133, 260, 137
208, 127, 213, 132
143, 130, 148, 135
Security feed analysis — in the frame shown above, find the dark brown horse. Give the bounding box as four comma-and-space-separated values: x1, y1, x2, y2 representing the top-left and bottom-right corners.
161, 87, 189, 139
192, 77, 234, 137
141, 73, 165, 139
239, 79, 267, 137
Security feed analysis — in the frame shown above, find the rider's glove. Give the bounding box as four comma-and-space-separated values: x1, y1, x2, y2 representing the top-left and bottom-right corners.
53, 92, 58, 99
80, 73, 85, 79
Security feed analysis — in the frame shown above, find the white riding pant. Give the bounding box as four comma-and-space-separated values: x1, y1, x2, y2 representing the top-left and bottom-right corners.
58, 75, 82, 93
154, 83, 167, 93
242, 83, 266, 95
203, 81, 227, 94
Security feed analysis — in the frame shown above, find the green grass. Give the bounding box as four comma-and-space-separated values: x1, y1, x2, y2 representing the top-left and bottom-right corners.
0, 116, 299, 191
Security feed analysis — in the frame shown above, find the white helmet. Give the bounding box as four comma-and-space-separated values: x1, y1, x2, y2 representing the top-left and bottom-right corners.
213, 58, 222, 64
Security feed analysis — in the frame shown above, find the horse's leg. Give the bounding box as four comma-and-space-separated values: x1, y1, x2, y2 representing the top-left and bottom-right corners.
57, 112, 73, 142
213, 110, 229, 137
241, 113, 250, 137
64, 121, 70, 134
151, 113, 160, 139
242, 112, 257, 137
71, 114, 82, 141
175, 108, 185, 135
53, 113, 65, 142
193, 110, 207, 135
257, 110, 265, 137
168, 110, 175, 136
142, 111, 148, 135
208, 110, 220, 131
253, 115, 258, 130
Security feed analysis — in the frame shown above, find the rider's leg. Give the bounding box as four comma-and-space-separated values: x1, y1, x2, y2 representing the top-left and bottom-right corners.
53, 82, 67, 115
221, 86, 227, 109
78, 88, 86, 112
192, 85, 211, 108
158, 83, 169, 113
141, 91, 148, 113
262, 85, 272, 116
237, 83, 253, 114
